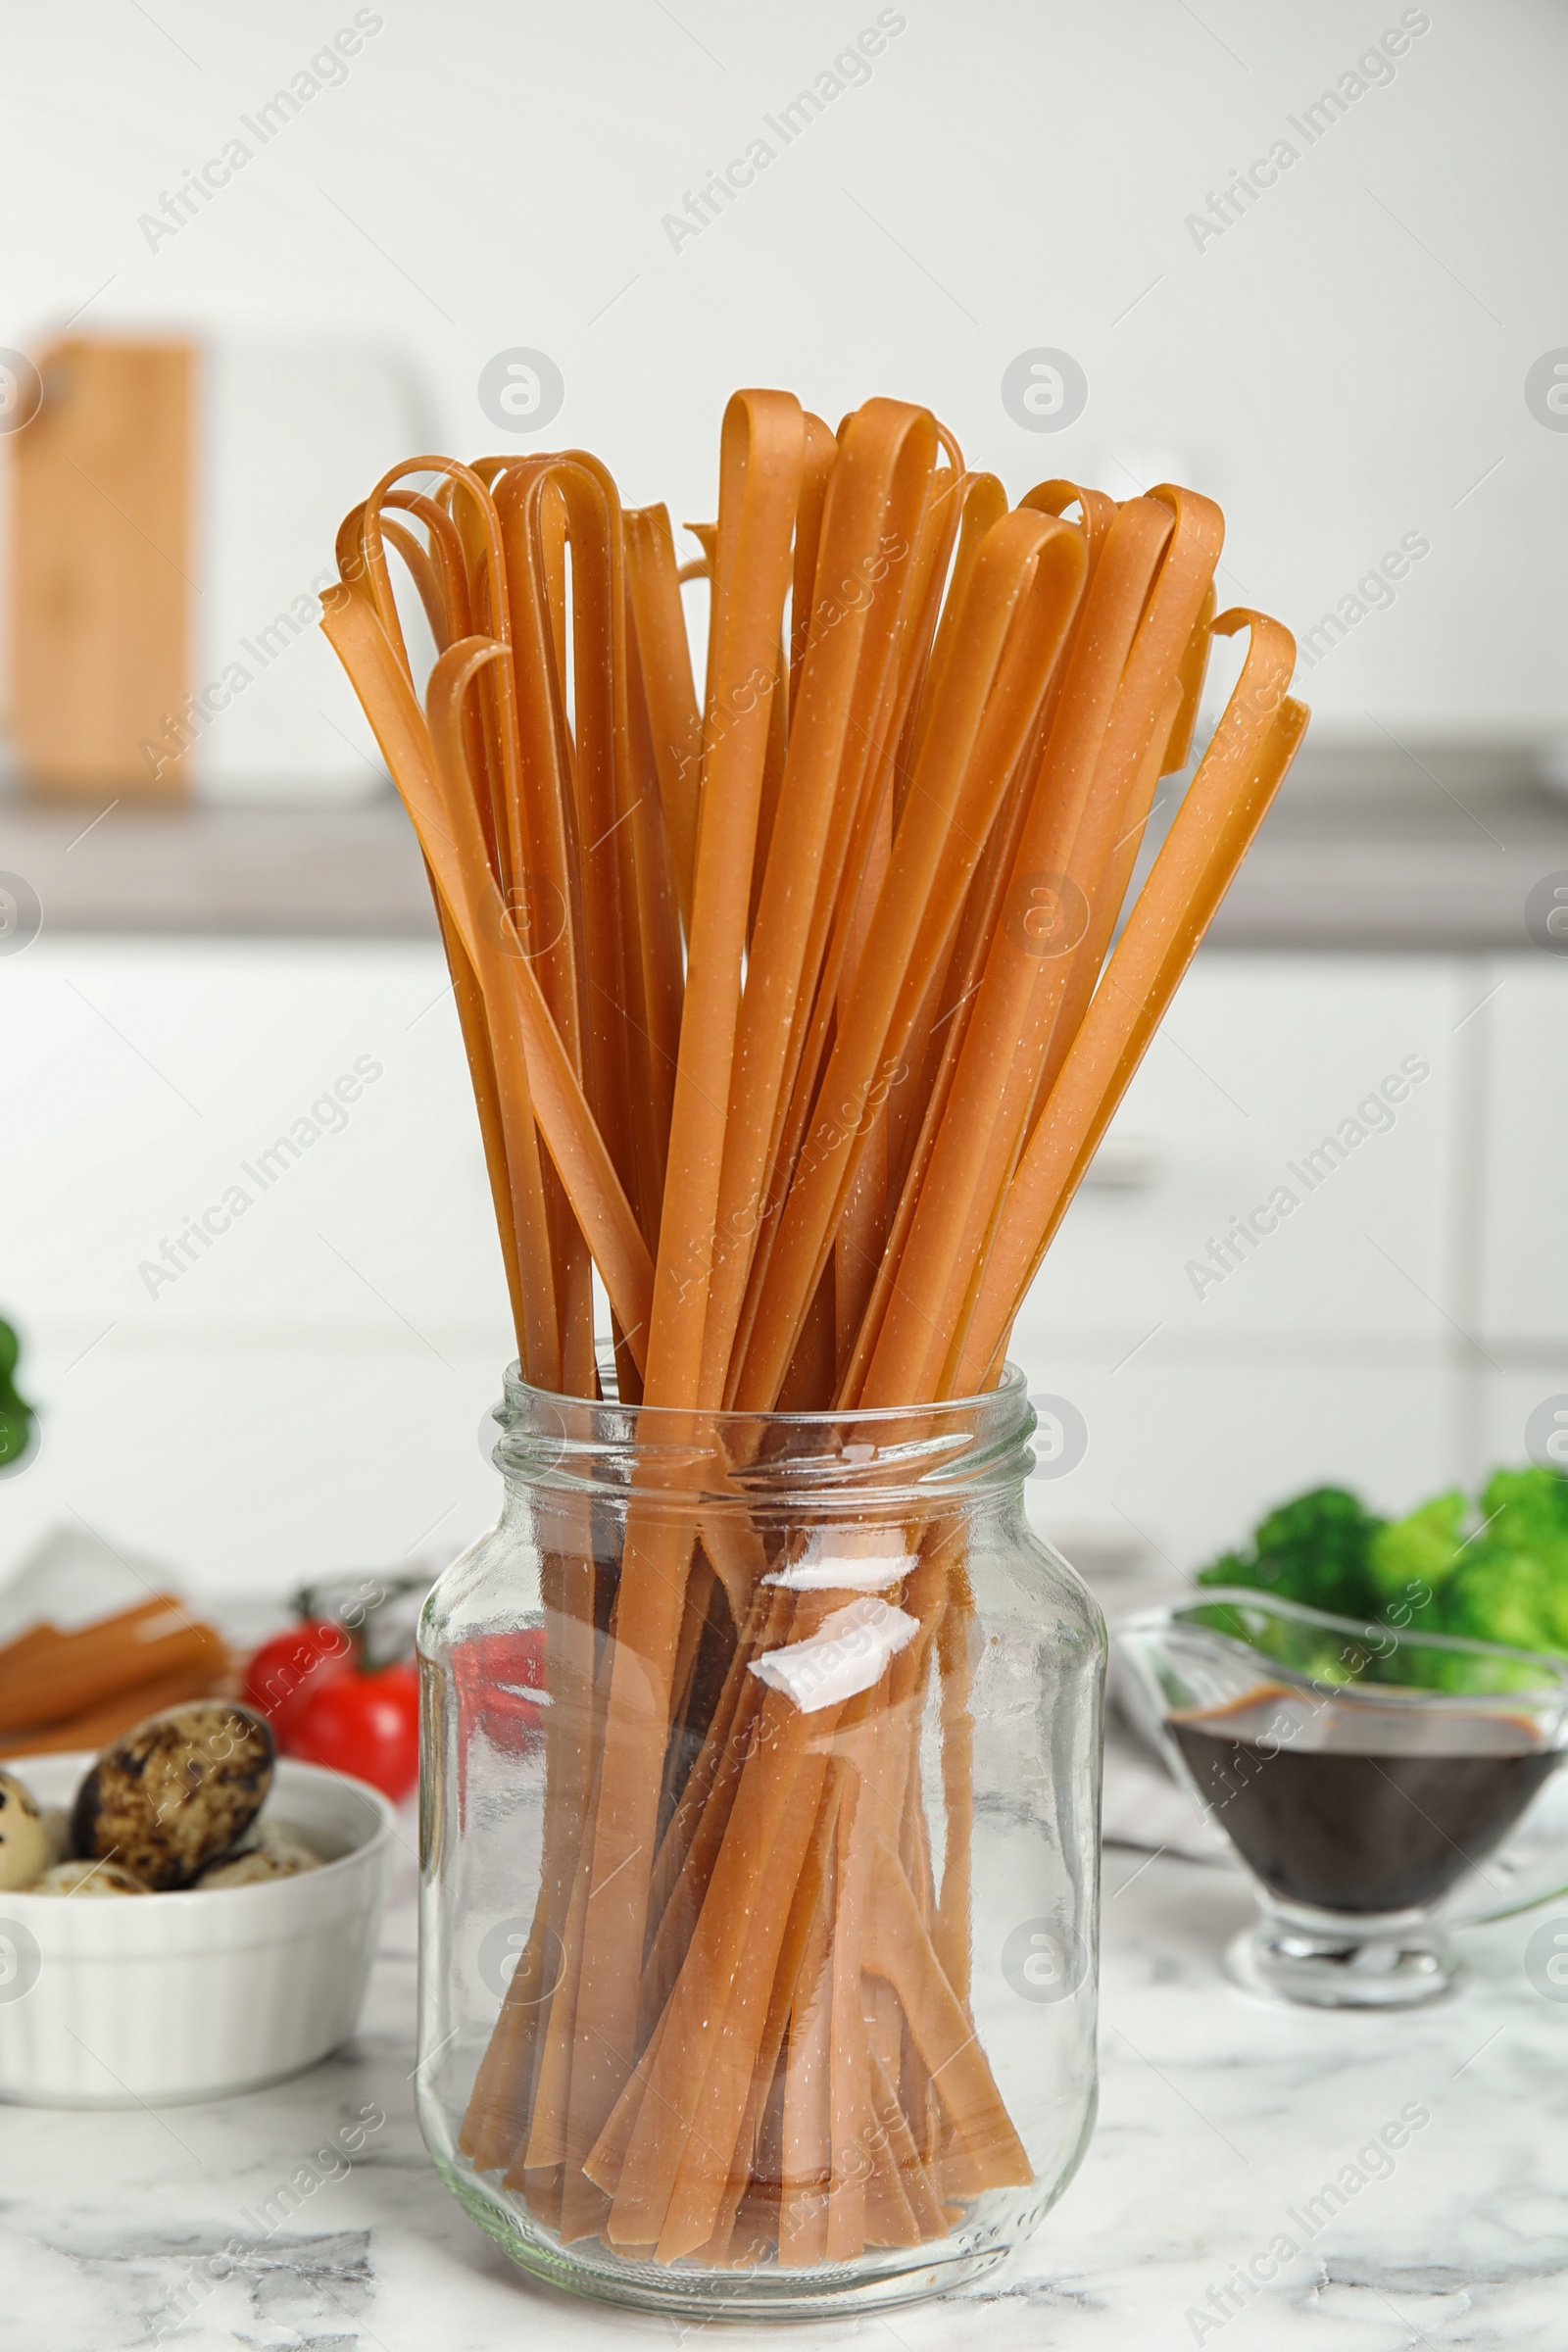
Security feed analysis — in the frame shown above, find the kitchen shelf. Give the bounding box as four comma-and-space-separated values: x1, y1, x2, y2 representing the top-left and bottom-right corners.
4, 778, 1565, 950
0, 792, 435, 940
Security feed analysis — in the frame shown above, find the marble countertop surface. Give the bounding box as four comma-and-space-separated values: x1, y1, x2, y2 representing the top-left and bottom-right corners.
4, 1798, 1566, 2352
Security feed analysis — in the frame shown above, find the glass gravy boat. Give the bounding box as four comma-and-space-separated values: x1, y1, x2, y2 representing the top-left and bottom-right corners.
1116, 1591, 1568, 2007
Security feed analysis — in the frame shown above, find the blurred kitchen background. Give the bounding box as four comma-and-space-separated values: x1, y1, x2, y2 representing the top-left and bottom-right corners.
2, 0, 1566, 1621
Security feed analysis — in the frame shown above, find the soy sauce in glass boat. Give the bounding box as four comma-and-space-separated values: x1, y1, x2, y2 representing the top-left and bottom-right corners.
1115, 1592, 1568, 2008
1168, 1682, 1557, 1914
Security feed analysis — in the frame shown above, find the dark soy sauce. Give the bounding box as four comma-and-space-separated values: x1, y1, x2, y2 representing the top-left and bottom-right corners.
1171, 1684, 1559, 1914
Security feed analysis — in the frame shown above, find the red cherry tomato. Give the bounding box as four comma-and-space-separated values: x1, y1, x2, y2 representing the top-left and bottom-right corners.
244, 1618, 356, 1741
289, 1660, 420, 1801
453, 1627, 547, 1755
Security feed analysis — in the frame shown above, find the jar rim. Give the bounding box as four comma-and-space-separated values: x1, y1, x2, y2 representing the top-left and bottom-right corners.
486, 1357, 1037, 1503
498, 1354, 1029, 1429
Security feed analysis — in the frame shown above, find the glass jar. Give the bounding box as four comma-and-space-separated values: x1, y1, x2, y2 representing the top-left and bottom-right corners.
416, 1360, 1104, 2320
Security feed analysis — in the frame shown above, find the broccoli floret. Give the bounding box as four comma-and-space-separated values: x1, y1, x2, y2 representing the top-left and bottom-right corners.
1197, 1464, 1568, 1650
0, 1317, 33, 1472
1369, 1491, 1468, 1609
1442, 1554, 1568, 1656
1438, 1466, 1568, 1657
1478, 1465, 1568, 1551
1196, 1547, 1253, 1590
1196, 1463, 1568, 1674
1198, 1486, 1385, 1619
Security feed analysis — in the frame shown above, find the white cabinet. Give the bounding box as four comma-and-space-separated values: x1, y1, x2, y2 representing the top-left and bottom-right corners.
1018, 957, 1463, 1348
1022, 1348, 1460, 1591
3, 942, 1565, 1607
1478, 963, 1568, 1346
1474, 963, 1568, 1483
3, 942, 514, 1601
1018, 955, 1568, 1579
6, 942, 508, 1330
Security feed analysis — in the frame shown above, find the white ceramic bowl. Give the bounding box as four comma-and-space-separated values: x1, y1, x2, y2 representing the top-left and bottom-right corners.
0, 1753, 395, 2107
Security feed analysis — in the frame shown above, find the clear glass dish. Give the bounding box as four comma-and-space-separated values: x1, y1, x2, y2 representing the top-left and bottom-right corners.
1115, 1590, 1568, 2008
415, 1361, 1104, 2318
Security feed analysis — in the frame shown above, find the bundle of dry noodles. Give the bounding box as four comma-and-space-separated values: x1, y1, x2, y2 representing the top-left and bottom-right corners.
322, 388, 1304, 2265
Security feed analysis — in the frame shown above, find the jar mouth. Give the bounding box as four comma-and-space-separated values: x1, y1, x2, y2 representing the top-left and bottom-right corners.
487, 1356, 1037, 1505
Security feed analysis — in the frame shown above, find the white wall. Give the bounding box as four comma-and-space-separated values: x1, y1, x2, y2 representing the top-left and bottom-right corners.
3, 2, 1566, 1617
2, 0, 1565, 749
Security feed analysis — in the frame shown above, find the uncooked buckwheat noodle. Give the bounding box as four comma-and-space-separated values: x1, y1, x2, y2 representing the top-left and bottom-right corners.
321, 389, 1304, 2269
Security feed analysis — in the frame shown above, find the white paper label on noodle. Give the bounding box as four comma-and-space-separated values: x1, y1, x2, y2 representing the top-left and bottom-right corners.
747, 1597, 919, 1715
762, 1530, 916, 1592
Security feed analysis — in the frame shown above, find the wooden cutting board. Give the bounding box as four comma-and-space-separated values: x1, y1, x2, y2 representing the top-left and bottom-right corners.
9, 337, 195, 798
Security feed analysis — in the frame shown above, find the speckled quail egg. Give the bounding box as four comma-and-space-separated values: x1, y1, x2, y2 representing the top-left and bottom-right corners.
0, 1767, 50, 1890
72, 1702, 274, 1890
251, 1817, 323, 1859
32, 1858, 147, 1896
199, 1830, 321, 1887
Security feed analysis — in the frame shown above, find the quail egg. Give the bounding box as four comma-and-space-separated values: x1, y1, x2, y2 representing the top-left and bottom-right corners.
73, 1702, 274, 1890
199, 1828, 321, 1887
32, 1858, 148, 1896
0, 1767, 49, 1890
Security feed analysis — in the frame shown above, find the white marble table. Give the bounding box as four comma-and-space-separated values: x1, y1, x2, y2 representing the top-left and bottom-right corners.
4, 1810, 1566, 2352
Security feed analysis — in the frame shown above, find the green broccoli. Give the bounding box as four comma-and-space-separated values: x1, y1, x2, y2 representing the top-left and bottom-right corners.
1368, 1491, 1468, 1610
1200, 1463, 1568, 1667
0, 1317, 33, 1471
1198, 1486, 1386, 1619
1478, 1465, 1568, 1554
1440, 1467, 1568, 1657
